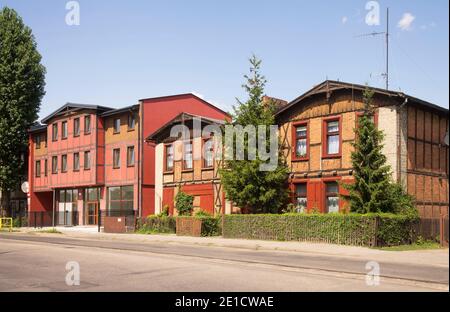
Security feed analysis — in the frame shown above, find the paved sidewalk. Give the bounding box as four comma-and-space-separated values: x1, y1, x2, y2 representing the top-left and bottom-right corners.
18, 227, 449, 269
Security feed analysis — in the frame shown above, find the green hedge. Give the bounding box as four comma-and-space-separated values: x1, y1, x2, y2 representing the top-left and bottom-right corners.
136, 216, 221, 237
222, 213, 419, 247
136, 216, 176, 234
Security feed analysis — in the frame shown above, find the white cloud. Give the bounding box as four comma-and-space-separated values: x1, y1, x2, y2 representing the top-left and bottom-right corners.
342, 16, 348, 24
398, 13, 415, 31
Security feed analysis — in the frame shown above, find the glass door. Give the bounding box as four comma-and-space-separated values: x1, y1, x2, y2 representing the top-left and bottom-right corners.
86, 202, 98, 225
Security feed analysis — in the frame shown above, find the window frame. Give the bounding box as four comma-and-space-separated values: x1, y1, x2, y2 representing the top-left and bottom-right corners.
84, 115, 91, 135
52, 156, 58, 174
74, 118, 80, 137
52, 123, 58, 141
182, 140, 194, 171
294, 182, 308, 213
127, 146, 135, 167
292, 121, 309, 161
35, 160, 41, 178
322, 116, 342, 159
202, 137, 215, 169
73, 152, 80, 171
113, 148, 121, 169
35, 135, 41, 150
164, 143, 174, 172
61, 154, 68, 173
107, 185, 134, 216
128, 113, 136, 131
61, 121, 68, 140
324, 179, 340, 213
84, 151, 91, 170
113, 118, 121, 134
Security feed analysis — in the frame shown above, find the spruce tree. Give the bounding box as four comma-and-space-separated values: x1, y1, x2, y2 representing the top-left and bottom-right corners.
342, 88, 394, 213
220, 55, 289, 214
0, 7, 46, 215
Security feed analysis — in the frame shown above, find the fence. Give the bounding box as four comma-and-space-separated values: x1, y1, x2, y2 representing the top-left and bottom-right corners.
416, 216, 449, 247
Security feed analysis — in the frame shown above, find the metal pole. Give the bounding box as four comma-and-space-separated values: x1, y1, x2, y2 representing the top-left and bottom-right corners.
386, 7, 389, 90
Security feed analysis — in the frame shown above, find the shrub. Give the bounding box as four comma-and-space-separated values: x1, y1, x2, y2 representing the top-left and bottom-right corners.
197, 216, 222, 237
136, 216, 176, 234
175, 191, 194, 216
222, 213, 418, 247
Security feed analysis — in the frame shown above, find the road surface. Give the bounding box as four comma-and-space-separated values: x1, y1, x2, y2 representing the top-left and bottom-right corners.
0, 233, 447, 292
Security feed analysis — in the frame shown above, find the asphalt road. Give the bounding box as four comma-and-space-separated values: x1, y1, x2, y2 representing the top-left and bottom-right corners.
0, 234, 448, 292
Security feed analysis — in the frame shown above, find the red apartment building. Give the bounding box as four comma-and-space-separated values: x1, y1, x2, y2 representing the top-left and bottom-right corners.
27, 95, 229, 226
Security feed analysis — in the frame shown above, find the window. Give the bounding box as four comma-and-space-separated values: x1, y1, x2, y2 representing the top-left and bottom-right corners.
183, 141, 193, 170
128, 113, 136, 130
35, 135, 41, 149
113, 118, 121, 134
113, 148, 121, 169
203, 138, 214, 168
108, 186, 134, 216
52, 123, 58, 141
61, 154, 67, 173
62, 121, 68, 139
324, 119, 341, 157
127, 146, 135, 167
84, 116, 91, 134
52, 156, 58, 174
84, 151, 91, 170
165, 144, 174, 172
35, 161, 41, 177
73, 153, 80, 171
44, 159, 48, 176
294, 123, 308, 159
57, 189, 78, 226
325, 182, 339, 213
74, 118, 80, 137
44, 135, 47, 148
294, 184, 307, 213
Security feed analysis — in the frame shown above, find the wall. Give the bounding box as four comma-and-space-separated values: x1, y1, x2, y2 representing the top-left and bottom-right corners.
406, 105, 449, 217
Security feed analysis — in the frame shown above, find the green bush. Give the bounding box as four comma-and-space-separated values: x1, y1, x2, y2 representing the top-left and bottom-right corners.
13, 216, 28, 228
175, 191, 194, 216
198, 216, 222, 237
222, 213, 418, 247
136, 216, 176, 234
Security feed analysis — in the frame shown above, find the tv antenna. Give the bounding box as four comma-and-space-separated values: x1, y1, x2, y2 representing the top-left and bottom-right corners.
355, 8, 390, 90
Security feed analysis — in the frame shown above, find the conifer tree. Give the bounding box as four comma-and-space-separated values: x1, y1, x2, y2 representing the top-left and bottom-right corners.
220, 55, 289, 214
342, 87, 415, 214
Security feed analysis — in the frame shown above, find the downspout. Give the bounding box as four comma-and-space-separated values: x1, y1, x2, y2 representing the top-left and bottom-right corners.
138, 102, 143, 218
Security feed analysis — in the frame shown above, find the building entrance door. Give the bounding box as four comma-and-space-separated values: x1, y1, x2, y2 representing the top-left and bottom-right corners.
86, 202, 98, 225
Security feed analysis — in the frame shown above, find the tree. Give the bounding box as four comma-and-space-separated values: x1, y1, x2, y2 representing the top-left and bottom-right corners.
0, 7, 46, 216
341, 87, 415, 214
220, 55, 289, 214
175, 190, 194, 216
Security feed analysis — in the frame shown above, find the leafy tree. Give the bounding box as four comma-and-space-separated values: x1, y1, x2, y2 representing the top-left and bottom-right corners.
220, 55, 289, 214
0, 7, 46, 216
175, 190, 194, 216
341, 87, 415, 214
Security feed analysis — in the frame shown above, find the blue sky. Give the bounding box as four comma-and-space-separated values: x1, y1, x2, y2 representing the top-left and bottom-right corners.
1, 0, 449, 120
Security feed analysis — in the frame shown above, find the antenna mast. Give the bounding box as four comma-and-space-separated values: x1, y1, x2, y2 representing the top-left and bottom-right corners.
355, 7, 390, 90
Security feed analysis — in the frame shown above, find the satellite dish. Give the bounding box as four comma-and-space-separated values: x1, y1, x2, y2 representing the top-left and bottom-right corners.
21, 182, 29, 194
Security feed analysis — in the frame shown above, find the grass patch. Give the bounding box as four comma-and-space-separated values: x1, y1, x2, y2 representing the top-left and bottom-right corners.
377, 242, 441, 251
35, 228, 63, 234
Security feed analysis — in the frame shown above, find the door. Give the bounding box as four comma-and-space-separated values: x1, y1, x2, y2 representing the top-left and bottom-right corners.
86, 202, 98, 225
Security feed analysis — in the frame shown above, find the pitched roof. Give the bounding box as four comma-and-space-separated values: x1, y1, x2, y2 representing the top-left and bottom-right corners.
100, 104, 140, 117
275, 80, 449, 116
139, 93, 231, 118
41, 103, 114, 124
28, 123, 47, 133
146, 112, 226, 143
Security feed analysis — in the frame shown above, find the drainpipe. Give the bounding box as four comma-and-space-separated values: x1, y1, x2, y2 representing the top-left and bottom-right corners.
52, 189, 56, 227
138, 102, 143, 218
